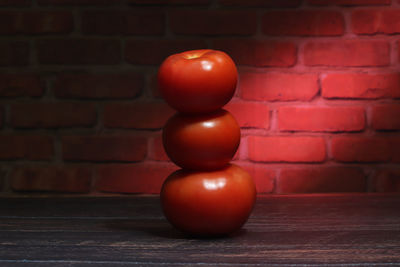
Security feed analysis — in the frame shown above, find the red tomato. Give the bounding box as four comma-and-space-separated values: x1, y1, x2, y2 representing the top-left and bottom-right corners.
158, 49, 237, 114
163, 109, 240, 170
161, 164, 256, 236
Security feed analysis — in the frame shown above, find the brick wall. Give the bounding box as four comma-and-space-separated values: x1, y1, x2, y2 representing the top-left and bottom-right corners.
1, 0, 399, 195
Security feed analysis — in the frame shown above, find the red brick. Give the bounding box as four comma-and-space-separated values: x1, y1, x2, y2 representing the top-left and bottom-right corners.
262, 10, 344, 36
82, 10, 164, 35
331, 136, 390, 162
125, 39, 206, 65
0, 0, 30, 6
10, 102, 96, 128
38, 0, 119, 4
150, 73, 162, 98
390, 138, 400, 163
103, 102, 174, 129
0, 11, 73, 34
127, 0, 210, 4
96, 163, 177, 194
37, 39, 120, 65
248, 136, 326, 163
0, 135, 53, 160
322, 73, 400, 99
308, 0, 390, 5
0, 168, 5, 192
372, 169, 400, 192
150, 135, 169, 161
304, 40, 390, 67
352, 9, 400, 35
372, 104, 400, 130
62, 135, 147, 162
213, 39, 296, 67
26, 11, 73, 34
11, 165, 91, 193
242, 164, 275, 193
53, 73, 143, 99
30, 11, 73, 34
0, 74, 43, 97
278, 106, 365, 132
220, 0, 301, 7
0, 41, 29, 66
0, 106, 3, 128
225, 101, 270, 129
170, 10, 257, 36
277, 167, 366, 193
240, 72, 318, 101
0, 11, 19, 34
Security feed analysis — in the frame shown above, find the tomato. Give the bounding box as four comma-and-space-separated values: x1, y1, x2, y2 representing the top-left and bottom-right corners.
163, 109, 240, 170
157, 49, 237, 114
160, 164, 256, 236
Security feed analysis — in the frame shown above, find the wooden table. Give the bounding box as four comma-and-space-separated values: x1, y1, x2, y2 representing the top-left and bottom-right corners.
0, 194, 399, 266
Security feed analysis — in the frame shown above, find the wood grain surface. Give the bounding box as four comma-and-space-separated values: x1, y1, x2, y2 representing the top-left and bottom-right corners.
0, 194, 399, 266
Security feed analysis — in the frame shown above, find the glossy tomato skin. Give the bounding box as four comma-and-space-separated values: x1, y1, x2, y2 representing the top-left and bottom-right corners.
161, 164, 256, 236
163, 109, 240, 170
158, 49, 237, 114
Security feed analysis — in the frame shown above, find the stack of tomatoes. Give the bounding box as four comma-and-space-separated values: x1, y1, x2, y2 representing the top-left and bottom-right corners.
158, 49, 256, 236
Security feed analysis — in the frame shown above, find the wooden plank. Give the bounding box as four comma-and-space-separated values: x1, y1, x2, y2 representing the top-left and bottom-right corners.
3, 261, 396, 267
1, 243, 399, 265
1, 216, 399, 232
0, 195, 399, 265
1, 229, 400, 248
0, 263, 206, 267
0, 226, 399, 264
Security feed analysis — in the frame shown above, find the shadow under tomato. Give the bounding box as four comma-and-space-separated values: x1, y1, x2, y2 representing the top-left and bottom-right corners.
104, 218, 248, 240
104, 218, 185, 239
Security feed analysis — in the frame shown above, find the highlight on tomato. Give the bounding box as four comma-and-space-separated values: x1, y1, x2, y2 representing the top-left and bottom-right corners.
157, 49, 238, 114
